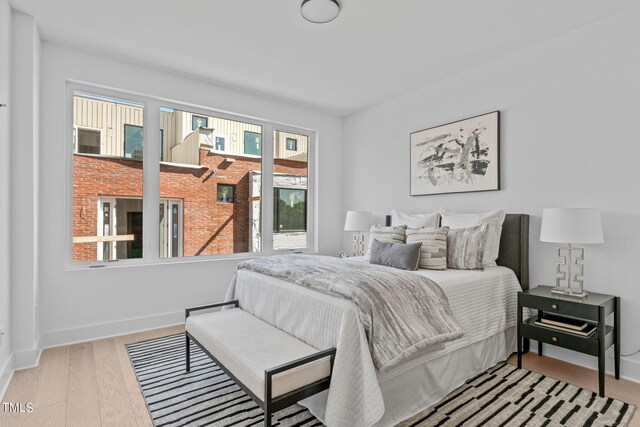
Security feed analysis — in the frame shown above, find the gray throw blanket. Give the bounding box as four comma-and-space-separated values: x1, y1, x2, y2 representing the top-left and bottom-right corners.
238, 254, 464, 370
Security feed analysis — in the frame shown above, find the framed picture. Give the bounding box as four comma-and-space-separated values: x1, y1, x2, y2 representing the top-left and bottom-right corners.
410, 111, 500, 196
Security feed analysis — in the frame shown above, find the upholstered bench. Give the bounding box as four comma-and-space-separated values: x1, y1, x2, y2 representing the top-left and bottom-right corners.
185, 301, 336, 427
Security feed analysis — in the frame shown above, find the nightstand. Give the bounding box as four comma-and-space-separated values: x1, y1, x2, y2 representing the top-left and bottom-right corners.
517, 286, 620, 397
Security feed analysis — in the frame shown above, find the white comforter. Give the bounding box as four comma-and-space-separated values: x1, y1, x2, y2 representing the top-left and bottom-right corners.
225, 264, 521, 427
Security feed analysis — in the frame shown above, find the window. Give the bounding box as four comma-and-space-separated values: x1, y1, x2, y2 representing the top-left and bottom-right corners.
244, 131, 262, 156
272, 130, 309, 250
72, 92, 144, 263
70, 86, 314, 265
192, 115, 208, 130
217, 184, 235, 204
215, 136, 225, 151
274, 189, 306, 232
76, 128, 101, 154
286, 138, 298, 151
124, 124, 144, 160
160, 129, 164, 161
159, 106, 262, 258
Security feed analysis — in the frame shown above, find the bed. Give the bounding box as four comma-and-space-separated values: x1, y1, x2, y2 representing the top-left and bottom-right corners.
225, 214, 530, 427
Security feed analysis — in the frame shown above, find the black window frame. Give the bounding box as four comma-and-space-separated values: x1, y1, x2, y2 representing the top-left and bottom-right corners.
192, 115, 208, 130
286, 137, 298, 151
244, 130, 262, 156
273, 188, 307, 233
217, 183, 236, 204
124, 124, 144, 160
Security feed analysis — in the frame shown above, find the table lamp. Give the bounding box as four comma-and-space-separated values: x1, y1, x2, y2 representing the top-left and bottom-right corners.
344, 211, 372, 257
540, 208, 604, 297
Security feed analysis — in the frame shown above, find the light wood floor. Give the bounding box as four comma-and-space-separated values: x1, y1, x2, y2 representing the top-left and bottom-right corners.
1, 326, 638, 426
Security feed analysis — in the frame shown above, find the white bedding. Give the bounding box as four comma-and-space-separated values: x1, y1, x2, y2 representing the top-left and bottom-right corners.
225, 261, 522, 427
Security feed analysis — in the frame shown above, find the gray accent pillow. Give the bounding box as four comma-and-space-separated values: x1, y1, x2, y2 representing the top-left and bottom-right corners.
447, 224, 489, 270
406, 226, 449, 270
365, 225, 407, 261
369, 239, 422, 271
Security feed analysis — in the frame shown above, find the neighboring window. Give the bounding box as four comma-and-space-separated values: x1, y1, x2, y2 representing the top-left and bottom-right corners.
286, 138, 298, 151
217, 184, 235, 204
244, 131, 262, 155
274, 188, 307, 232
77, 128, 101, 154
160, 129, 164, 161
159, 200, 182, 258
192, 115, 208, 130
124, 124, 144, 160
72, 92, 144, 263
215, 136, 225, 151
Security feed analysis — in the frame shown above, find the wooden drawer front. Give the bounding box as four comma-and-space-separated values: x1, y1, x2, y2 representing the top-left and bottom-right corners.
520, 323, 598, 356
519, 294, 598, 321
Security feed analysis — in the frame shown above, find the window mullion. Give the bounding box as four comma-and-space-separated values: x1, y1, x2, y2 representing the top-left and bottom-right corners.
143, 99, 161, 262
261, 124, 275, 253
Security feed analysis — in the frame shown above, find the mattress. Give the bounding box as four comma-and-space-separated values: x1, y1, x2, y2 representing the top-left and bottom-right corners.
226, 260, 522, 426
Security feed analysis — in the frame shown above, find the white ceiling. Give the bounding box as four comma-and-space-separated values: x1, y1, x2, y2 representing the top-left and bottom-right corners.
10, 0, 640, 116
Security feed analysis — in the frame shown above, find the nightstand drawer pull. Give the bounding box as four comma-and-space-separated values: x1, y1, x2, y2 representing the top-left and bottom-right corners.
552, 336, 558, 342
552, 304, 558, 310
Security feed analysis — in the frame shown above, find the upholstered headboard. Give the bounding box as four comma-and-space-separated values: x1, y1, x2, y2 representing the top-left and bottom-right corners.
384, 213, 530, 290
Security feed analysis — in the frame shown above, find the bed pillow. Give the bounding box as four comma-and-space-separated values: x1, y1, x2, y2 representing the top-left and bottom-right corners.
365, 225, 407, 261
439, 208, 505, 267
446, 224, 489, 270
369, 239, 422, 271
406, 226, 449, 270
391, 209, 439, 228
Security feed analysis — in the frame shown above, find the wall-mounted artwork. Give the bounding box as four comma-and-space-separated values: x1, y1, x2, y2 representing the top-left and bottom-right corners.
410, 111, 500, 196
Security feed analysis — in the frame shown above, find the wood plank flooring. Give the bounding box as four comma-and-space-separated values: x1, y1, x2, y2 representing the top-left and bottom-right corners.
1, 325, 638, 426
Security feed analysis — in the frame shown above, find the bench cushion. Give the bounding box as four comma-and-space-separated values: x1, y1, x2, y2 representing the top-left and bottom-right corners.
186, 308, 331, 401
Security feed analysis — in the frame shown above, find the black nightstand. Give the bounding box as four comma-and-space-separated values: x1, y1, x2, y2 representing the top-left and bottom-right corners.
517, 286, 620, 397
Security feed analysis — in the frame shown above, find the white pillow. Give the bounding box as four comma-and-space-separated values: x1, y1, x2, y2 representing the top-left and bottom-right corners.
439, 208, 506, 267
391, 209, 439, 228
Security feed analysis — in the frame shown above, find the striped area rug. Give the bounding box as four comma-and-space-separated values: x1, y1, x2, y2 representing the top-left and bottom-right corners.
127, 334, 635, 427
126, 334, 319, 427
400, 362, 635, 427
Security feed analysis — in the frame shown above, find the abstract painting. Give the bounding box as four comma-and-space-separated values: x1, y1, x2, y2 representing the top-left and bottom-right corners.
410, 111, 500, 196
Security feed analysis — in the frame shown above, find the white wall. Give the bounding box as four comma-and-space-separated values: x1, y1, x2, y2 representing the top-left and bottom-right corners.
35, 42, 344, 347
344, 7, 640, 380
0, 0, 13, 397
9, 11, 41, 371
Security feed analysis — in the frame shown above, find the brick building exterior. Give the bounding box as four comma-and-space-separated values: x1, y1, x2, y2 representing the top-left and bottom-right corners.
72, 148, 307, 262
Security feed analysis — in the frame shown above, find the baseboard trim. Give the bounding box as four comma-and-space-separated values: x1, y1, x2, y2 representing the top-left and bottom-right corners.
38, 310, 184, 349
530, 340, 640, 384
12, 347, 42, 371
0, 355, 14, 400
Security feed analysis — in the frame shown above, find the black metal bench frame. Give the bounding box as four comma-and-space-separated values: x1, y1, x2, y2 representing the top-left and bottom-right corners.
185, 301, 336, 427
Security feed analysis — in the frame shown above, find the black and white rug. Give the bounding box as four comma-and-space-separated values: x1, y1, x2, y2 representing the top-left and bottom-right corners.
127, 334, 635, 427
126, 334, 317, 427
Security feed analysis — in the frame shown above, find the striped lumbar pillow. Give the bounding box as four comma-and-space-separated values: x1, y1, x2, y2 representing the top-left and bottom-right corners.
365, 225, 407, 261
406, 226, 449, 270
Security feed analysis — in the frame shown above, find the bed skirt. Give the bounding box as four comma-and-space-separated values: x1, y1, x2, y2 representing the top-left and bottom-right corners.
300, 326, 517, 427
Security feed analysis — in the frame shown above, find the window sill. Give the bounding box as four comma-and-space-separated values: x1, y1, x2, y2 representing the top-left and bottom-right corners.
64, 248, 318, 271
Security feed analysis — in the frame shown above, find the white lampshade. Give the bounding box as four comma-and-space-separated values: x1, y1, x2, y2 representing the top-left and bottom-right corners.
540, 208, 604, 244
344, 211, 372, 232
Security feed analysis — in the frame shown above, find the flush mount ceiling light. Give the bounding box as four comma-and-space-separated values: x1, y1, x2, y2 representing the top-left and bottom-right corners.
301, 0, 340, 24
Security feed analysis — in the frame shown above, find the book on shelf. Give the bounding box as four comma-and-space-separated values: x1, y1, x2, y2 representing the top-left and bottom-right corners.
539, 313, 589, 331
534, 320, 597, 337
